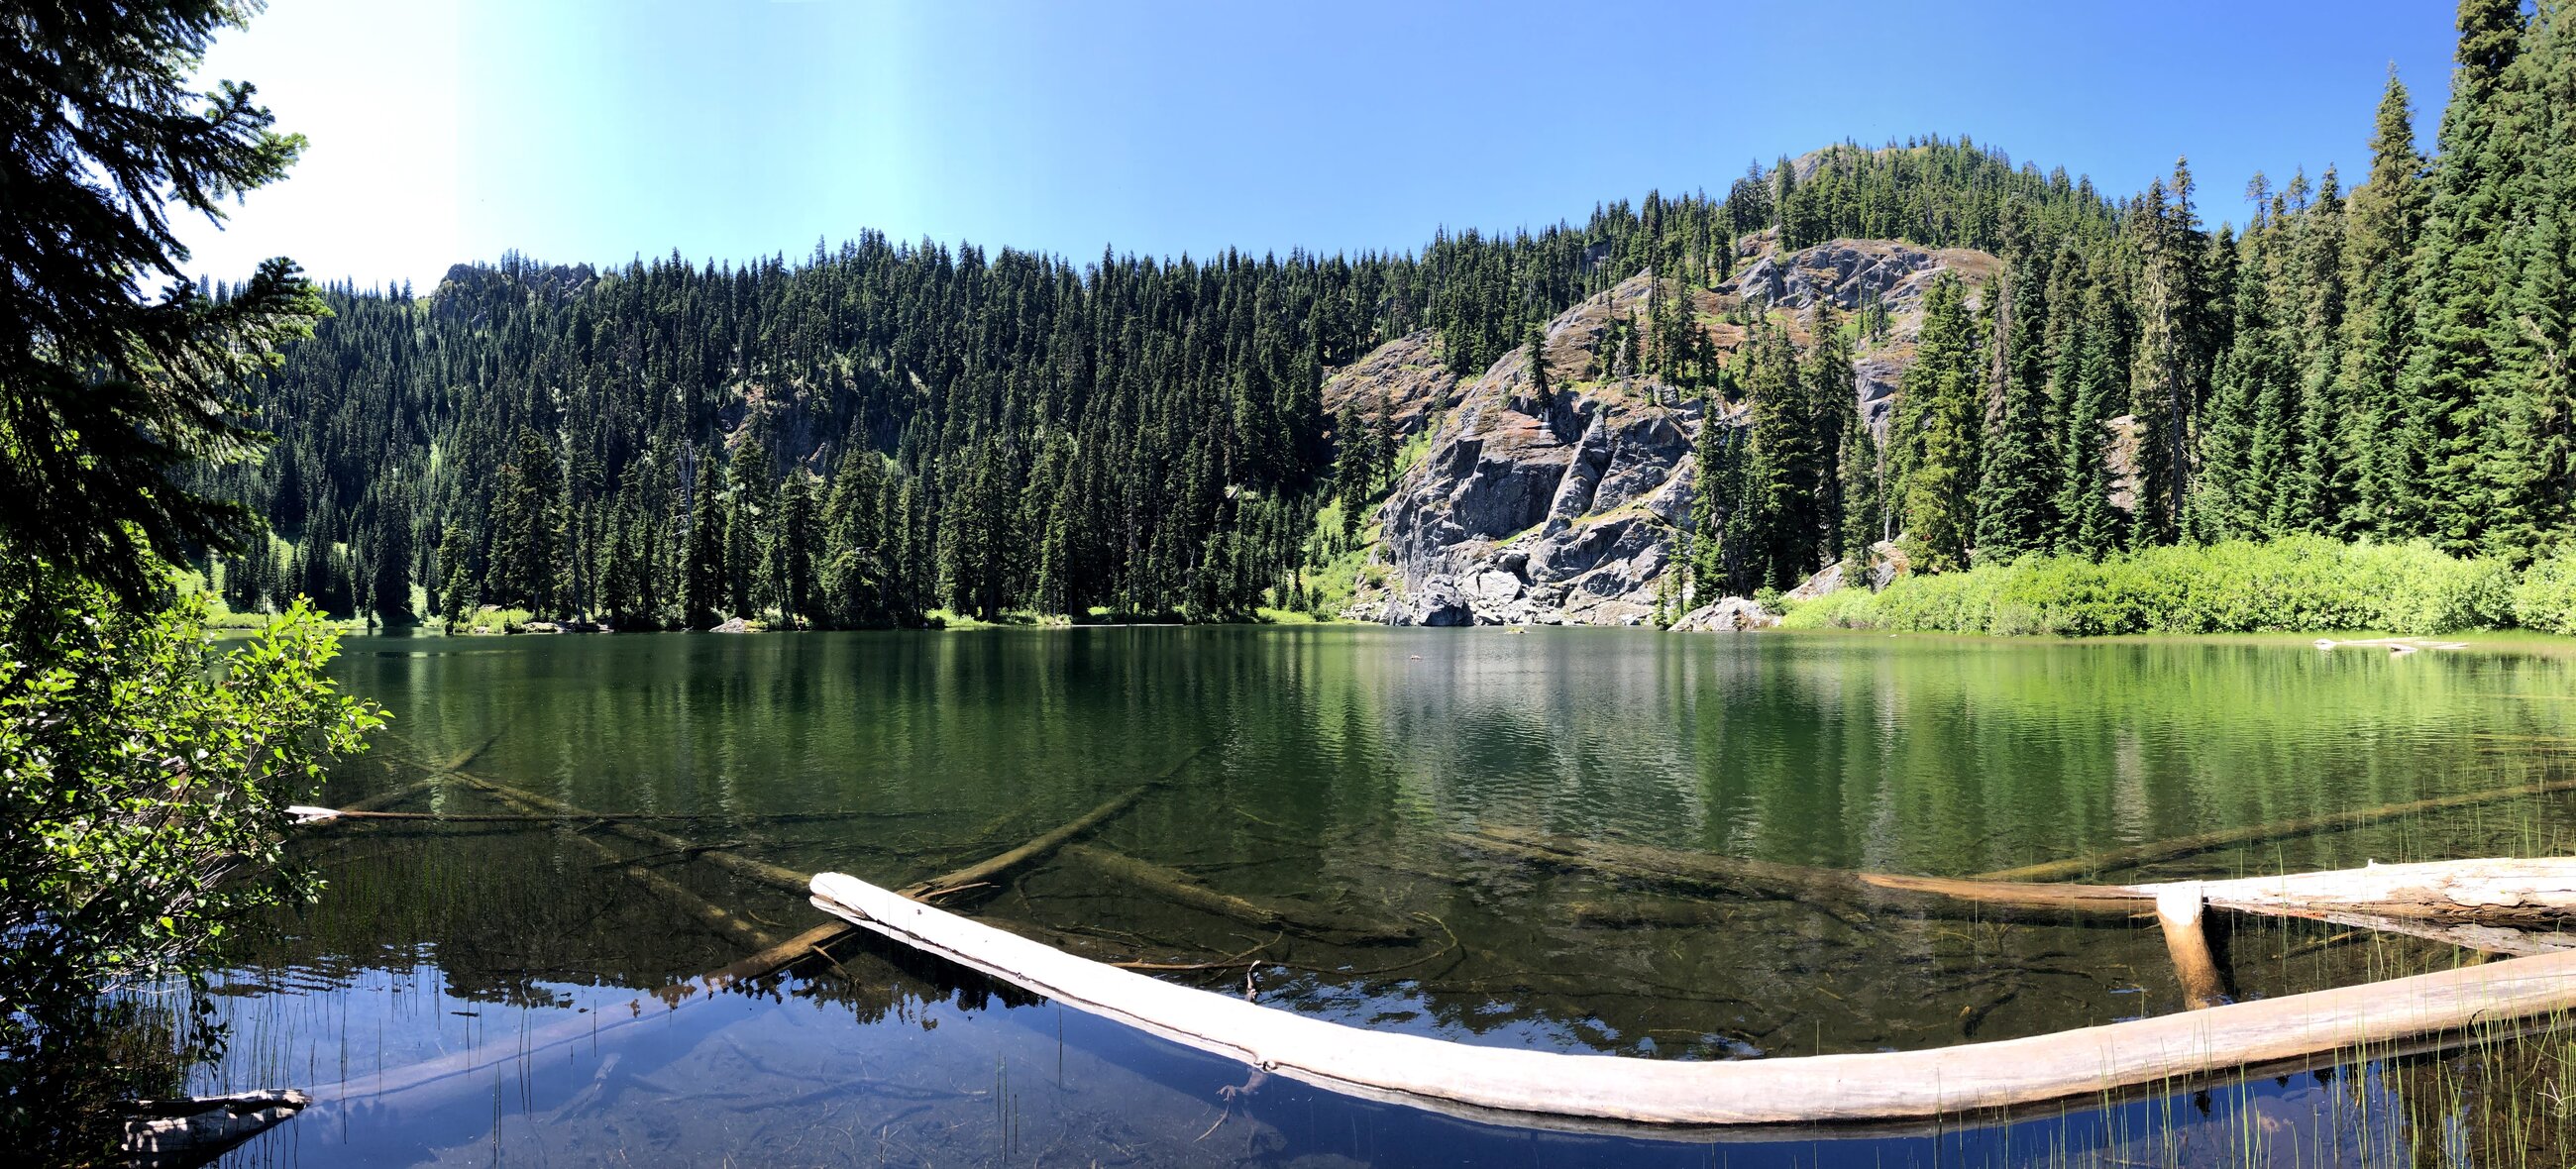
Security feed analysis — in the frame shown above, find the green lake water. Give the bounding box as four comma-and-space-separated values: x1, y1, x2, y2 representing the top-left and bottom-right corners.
195, 628, 2576, 1166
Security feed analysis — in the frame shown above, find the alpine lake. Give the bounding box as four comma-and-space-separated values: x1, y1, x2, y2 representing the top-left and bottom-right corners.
187, 627, 2576, 1167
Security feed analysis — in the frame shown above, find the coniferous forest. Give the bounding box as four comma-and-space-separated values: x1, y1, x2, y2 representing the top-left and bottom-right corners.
208, 0, 2575, 630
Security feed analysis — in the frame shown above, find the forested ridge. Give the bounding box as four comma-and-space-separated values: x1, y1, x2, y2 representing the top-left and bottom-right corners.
209, 0, 2576, 630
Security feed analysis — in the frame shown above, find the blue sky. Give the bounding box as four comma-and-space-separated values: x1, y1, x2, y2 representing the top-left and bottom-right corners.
181, 1, 2462, 290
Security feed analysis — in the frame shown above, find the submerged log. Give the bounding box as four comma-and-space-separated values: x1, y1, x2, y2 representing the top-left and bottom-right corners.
453, 774, 812, 894
1973, 776, 2576, 883
891, 739, 1222, 903
1057, 843, 1412, 944
124, 1090, 310, 1168
292, 807, 906, 826
810, 869, 2576, 1126
899, 785, 1153, 902
520, 803, 782, 952
1453, 827, 2133, 929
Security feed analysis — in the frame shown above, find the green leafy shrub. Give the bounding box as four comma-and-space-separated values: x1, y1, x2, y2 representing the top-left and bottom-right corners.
1784, 537, 2523, 637
2513, 548, 2576, 635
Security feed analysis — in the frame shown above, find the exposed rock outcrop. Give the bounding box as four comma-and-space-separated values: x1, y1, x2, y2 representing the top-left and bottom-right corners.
1359, 279, 1705, 627
1717, 237, 1998, 437
1321, 330, 1463, 440
1339, 238, 1995, 628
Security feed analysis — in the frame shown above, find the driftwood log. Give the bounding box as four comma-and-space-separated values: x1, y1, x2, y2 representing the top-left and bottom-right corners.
810, 869, 2576, 1126
1862, 859, 2576, 955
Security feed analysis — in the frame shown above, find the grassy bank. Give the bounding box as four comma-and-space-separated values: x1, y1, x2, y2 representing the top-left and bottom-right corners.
1785, 536, 2576, 638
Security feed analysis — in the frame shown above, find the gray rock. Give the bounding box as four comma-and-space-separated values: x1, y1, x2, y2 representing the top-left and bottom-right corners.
1343, 238, 1996, 628
1671, 597, 1779, 632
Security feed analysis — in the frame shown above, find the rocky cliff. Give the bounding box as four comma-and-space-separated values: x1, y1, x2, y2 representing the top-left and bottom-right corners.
1337, 236, 1994, 627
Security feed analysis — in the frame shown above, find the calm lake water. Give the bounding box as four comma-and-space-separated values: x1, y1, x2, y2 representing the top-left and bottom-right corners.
197, 628, 2576, 1166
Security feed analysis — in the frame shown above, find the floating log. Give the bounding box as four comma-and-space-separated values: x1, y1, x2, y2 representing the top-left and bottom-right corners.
1974, 776, 2576, 883
1861, 859, 2576, 955
1057, 844, 1412, 945
809, 869, 2576, 1126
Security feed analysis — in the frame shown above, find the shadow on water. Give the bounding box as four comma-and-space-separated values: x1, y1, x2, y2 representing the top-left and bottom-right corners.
185, 628, 2576, 1165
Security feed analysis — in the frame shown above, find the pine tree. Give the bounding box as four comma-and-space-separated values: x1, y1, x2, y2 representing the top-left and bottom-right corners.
1741, 325, 1817, 587
683, 450, 727, 628
1892, 273, 1981, 571
1525, 318, 1554, 409
2286, 167, 2352, 531
1975, 234, 2059, 559
2404, 0, 2531, 552
2342, 69, 2433, 536
1804, 300, 1859, 566
2485, 3, 2576, 555
483, 427, 562, 613
2128, 161, 2210, 547
774, 469, 817, 625
2192, 215, 2282, 542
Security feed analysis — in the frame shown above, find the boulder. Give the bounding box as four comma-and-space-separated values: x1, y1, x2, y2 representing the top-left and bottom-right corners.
1671, 597, 1779, 632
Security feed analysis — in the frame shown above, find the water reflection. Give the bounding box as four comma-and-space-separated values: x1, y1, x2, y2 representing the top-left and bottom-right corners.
196, 629, 2576, 1164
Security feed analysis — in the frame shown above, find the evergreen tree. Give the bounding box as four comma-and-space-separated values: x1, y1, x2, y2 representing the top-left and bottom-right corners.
2342, 69, 2433, 536
483, 427, 563, 613
1525, 318, 1554, 409
774, 469, 817, 624
1975, 234, 2059, 559
1892, 274, 1981, 570
2404, 0, 2531, 552
683, 450, 727, 628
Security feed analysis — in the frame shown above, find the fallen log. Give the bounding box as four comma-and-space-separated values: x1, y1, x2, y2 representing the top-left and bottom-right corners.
1973, 776, 2576, 883
517, 804, 781, 952
1453, 828, 2124, 929
124, 1090, 310, 1168
1861, 859, 2576, 955
333, 776, 446, 815
2156, 884, 2230, 1010
291, 807, 903, 826
1057, 843, 1412, 945
453, 774, 812, 894
899, 785, 1153, 902
810, 869, 2576, 1126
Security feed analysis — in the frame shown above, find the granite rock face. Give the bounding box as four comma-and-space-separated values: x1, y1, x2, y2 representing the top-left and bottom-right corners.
1320, 330, 1463, 440
1354, 277, 1716, 627
1716, 238, 1999, 437
1339, 238, 1997, 627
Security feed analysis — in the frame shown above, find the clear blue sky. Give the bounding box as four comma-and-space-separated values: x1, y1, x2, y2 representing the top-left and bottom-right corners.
181, 0, 2463, 290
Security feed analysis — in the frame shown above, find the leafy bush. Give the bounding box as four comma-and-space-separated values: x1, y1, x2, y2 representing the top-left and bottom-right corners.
1, 574, 381, 1016
1784, 537, 2523, 637
2513, 548, 2576, 635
